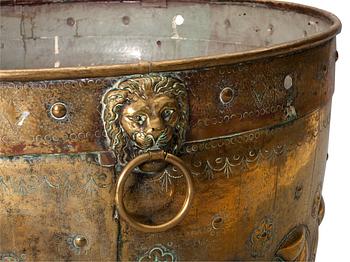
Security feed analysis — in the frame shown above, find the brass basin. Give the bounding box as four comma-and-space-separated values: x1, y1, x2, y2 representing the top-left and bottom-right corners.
0, 0, 341, 261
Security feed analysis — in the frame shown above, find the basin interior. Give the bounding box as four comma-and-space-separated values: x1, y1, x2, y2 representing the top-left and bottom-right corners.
0, 1, 333, 70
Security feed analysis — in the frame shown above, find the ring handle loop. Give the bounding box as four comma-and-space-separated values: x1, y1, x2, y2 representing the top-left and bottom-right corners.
115, 150, 194, 233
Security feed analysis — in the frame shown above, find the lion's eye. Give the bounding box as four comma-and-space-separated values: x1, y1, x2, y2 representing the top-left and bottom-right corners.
161, 109, 175, 122
131, 114, 146, 126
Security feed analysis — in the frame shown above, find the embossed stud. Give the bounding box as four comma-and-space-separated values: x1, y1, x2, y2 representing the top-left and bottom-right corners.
50, 102, 67, 120
73, 235, 88, 248
67, 234, 89, 254
220, 87, 235, 104
284, 75, 293, 90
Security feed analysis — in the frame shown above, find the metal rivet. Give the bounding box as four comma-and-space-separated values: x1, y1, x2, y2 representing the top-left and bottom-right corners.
284, 75, 293, 90
73, 235, 87, 248
50, 102, 67, 120
220, 87, 234, 104
122, 16, 130, 25
66, 17, 75, 26
322, 64, 327, 72
224, 19, 231, 28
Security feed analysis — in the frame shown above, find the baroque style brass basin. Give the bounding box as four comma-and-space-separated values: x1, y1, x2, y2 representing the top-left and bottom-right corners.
0, 0, 341, 261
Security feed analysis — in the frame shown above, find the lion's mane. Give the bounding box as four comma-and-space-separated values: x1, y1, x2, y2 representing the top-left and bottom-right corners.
101, 75, 188, 166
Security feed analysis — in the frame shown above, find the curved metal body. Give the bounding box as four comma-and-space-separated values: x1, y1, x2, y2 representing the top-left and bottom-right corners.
0, 0, 341, 261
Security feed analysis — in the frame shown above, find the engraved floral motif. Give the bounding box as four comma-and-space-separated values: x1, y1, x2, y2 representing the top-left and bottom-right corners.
186, 105, 330, 153
138, 244, 177, 262
191, 147, 284, 179
152, 167, 184, 193
0, 172, 112, 197
248, 217, 274, 258
186, 109, 330, 180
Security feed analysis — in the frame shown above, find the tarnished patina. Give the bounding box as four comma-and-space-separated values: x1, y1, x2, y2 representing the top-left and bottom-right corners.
0, 0, 341, 261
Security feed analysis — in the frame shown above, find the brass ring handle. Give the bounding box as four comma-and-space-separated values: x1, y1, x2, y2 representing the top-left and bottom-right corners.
115, 150, 194, 233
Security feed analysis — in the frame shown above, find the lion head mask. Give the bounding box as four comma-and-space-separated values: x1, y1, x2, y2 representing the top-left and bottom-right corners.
101, 75, 189, 173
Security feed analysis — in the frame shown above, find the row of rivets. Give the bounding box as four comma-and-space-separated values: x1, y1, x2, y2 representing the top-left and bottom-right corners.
51, 75, 295, 120
219, 74, 293, 106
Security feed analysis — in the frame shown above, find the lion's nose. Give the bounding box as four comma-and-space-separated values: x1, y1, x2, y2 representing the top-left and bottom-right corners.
146, 118, 165, 140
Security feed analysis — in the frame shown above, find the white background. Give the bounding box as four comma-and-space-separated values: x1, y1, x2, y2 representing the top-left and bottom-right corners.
280, 1, 349, 261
